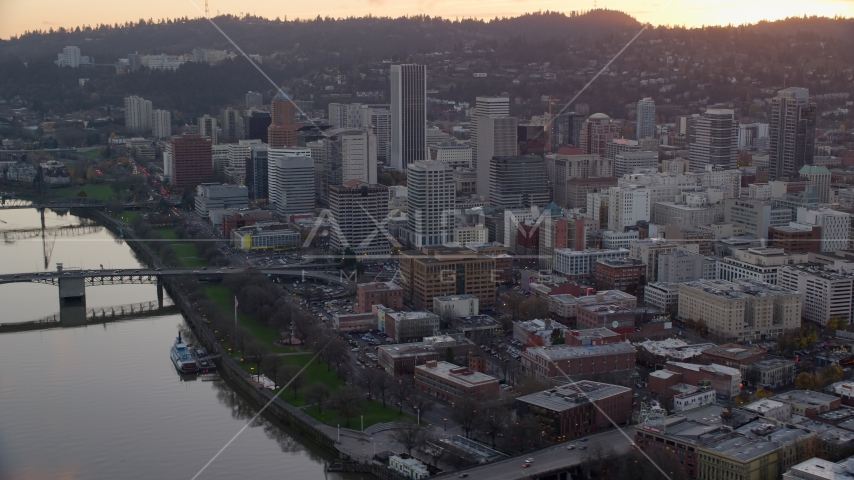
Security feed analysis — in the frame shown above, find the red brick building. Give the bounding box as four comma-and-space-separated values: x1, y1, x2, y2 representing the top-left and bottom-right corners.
467, 351, 487, 373
221, 211, 276, 237
769, 225, 821, 254
377, 344, 441, 377
565, 327, 623, 346
592, 258, 646, 297
576, 304, 635, 334
355, 281, 404, 313
414, 361, 499, 402
649, 362, 741, 399
698, 344, 765, 368
520, 342, 635, 378
170, 134, 212, 188
516, 381, 632, 441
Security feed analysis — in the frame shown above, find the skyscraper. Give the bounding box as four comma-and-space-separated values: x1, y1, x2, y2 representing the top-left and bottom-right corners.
268, 91, 300, 148
488, 156, 551, 209
476, 115, 517, 198
362, 106, 391, 165
245, 91, 263, 110
390, 64, 427, 171
246, 144, 268, 201
198, 114, 218, 144
170, 134, 212, 189
319, 128, 378, 205
550, 112, 586, 151
579, 113, 619, 158
244, 111, 271, 143
151, 109, 171, 138
769, 87, 817, 180
124, 96, 152, 134
636, 97, 656, 140
220, 107, 243, 143
330, 180, 390, 256
406, 160, 455, 248
688, 109, 738, 172
471, 96, 510, 167
267, 148, 314, 218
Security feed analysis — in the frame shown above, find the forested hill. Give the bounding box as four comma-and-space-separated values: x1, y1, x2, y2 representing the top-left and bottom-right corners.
0, 10, 641, 62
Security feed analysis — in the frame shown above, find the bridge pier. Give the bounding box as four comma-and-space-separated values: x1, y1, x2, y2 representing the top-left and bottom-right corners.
156, 277, 164, 309
58, 276, 85, 305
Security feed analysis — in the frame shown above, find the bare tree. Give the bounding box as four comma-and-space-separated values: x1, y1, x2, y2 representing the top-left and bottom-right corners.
508, 414, 542, 452
393, 378, 413, 414
476, 405, 510, 447
375, 373, 391, 407
330, 385, 364, 428
390, 422, 427, 457
411, 393, 435, 423
361, 367, 379, 400
260, 355, 283, 387
304, 382, 332, 413
451, 397, 481, 439
275, 364, 303, 399
243, 339, 267, 376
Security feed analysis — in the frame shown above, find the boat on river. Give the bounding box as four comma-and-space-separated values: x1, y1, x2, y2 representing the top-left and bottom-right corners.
170, 332, 198, 373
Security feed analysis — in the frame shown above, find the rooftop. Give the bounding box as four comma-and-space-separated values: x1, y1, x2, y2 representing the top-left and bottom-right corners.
526, 341, 635, 361
357, 281, 402, 292
635, 339, 716, 360
705, 422, 810, 462
516, 380, 630, 412
701, 344, 764, 361
747, 357, 795, 371
772, 390, 840, 407
786, 457, 854, 480
741, 399, 787, 415
416, 361, 498, 387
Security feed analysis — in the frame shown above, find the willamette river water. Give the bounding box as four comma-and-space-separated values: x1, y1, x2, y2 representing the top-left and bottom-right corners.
0, 208, 360, 480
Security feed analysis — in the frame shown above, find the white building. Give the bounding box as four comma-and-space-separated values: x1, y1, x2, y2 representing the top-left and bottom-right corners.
389, 456, 429, 480
795, 207, 850, 253
614, 151, 657, 178
636, 97, 656, 140
688, 109, 738, 172
658, 250, 710, 283
124, 95, 152, 134
268, 148, 314, 219
55, 46, 94, 67
476, 116, 518, 198
453, 224, 488, 247
644, 282, 680, 313
151, 109, 171, 138
362, 106, 391, 164
405, 160, 455, 248
630, 239, 699, 283
211, 144, 229, 173
503, 208, 539, 250
430, 144, 472, 168
741, 399, 791, 422
778, 264, 854, 326
586, 190, 610, 229
716, 247, 807, 285
245, 91, 263, 110
194, 183, 249, 217
554, 248, 630, 277
433, 294, 480, 318
673, 387, 716, 412
471, 96, 510, 189
225, 139, 263, 183
601, 230, 639, 250
607, 186, 650, 232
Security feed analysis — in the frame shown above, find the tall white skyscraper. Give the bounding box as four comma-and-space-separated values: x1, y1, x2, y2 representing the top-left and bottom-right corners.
151, 109, 171, 138
124, 95, 152, 134
268, 148, 314, 218
607, 186, 650, 232
769, 87, 817, 180
362, 106, 391, 165
688, 109, 738, 172
471, 96, 510, 172
636, 97, 656, 140
390, 64, 427, 171
406, 160, 455, 248
476, 115, 518, 198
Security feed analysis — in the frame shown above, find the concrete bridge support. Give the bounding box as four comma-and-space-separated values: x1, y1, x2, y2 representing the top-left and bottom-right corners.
156, 277, 164, 309
58, 276, 85, 305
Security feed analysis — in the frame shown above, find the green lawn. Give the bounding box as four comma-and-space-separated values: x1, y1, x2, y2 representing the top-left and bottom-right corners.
303, 399, 411, 429
118, 211, 141, 223
205, 285, 298, 353
76, 148, 102, 158
53, 184, 114, 201
149, 227, 205, 267
153, 226, 179, 240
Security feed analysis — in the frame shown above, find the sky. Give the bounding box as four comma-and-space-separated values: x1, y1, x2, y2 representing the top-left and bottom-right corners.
0, 0, 851, 39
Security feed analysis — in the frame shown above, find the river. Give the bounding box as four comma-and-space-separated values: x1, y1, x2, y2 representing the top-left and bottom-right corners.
0, 208, 359, 480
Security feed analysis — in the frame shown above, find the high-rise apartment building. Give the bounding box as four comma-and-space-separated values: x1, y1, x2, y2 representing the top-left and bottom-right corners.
579, 113, 619, 157
318, 128, 378, 205
224, 139, 262, 184
267, 148, 314, 218
220, 107, 243, 143
769, 87, 817, 180
124, 95, 152, 134
362, 105, 391, 165
476, 115, 518, 197
799, 165, 830, 203
330, 180, 390, 256
268, 91, 300, 148
636, 97, 656, 140
245, 91, 263, 110
471, 96, 510, 176
198, 114, 218, 144
170, 134, 212, 189
794, 207, 850, 252
688, 109, 738, 172
244, 111, 271, 143
390, 64, 427, 171
151, 109, 171, 138
488, 156, 550, 209
405, 160, 455, 249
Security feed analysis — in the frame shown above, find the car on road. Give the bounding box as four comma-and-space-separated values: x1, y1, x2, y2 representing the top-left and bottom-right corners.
580, 438, 588, 442
13, 275, 20, 278
525, 458, 534, 463
522, 463, 532, 468
459, 474, 468, 478
566, 444, 575, 450
579, 445, 588, 450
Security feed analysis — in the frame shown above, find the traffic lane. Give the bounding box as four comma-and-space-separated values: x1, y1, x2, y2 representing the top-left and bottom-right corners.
437, 429, 634, 480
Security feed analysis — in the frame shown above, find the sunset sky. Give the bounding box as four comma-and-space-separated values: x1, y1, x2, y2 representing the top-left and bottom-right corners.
0, 0, 851, 39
